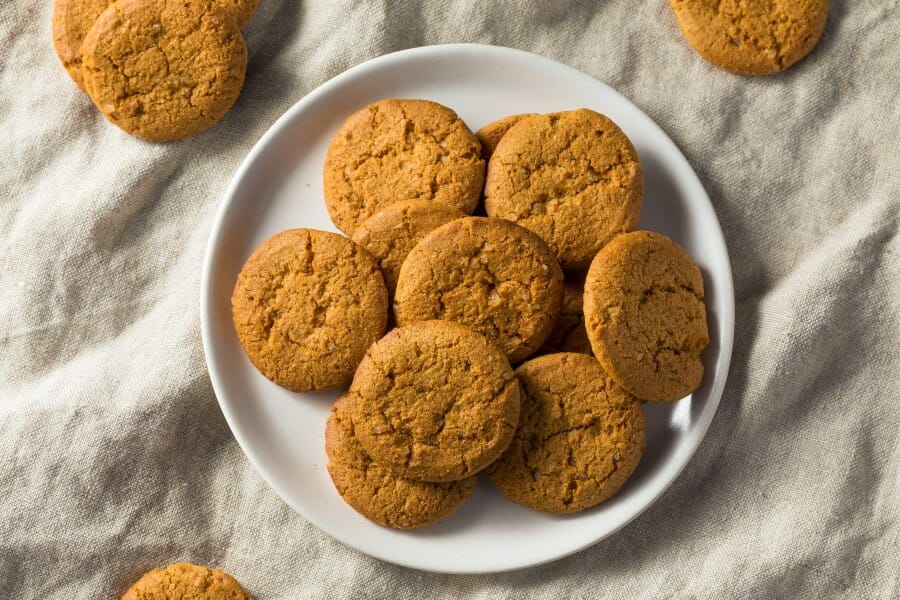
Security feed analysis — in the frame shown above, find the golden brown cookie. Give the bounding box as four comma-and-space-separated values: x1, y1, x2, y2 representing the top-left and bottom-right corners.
231, 229, 388, 392
350, 199, 464, 297
488, 353, 645, 514
394, 217, 564, 363
121, 563, 252, 600
323, 99, 484, 235
52, 0, 257, 91
52, 0, 111, 91
475, 113, 536, 160
485, 109, 643, 270
80, 0, 248, 141
537, 276, 593, 356
584, 231, 709, 402
670, 0, 829, 75
326, 393, 477, 528
349, 321, 519, 482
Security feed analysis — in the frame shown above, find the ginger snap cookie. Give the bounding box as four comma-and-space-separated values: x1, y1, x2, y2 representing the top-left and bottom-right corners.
394, 217, 564, 363
351, 199, 464, 297
326, 393, 477, 528
475, 113, 536, 160
323, 99, 484, 235
121, 563, 252, 600
349, 321, 520, 482
231, 229, 388, 392
488, 353, 645, 514
80, 0, 248, 141
484, 109, 643, 270
537, 276, 593, 356
584, 231, 709, 402
52, 0, 257, 91
670, 0, 829, 75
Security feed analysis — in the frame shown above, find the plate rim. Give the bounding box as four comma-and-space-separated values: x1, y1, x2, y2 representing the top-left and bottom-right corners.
200, 43, 735, 574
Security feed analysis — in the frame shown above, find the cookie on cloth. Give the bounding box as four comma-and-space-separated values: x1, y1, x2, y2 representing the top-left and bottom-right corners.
670, 0, 829, 75
349, 321, 520, 483
52, 0, 257, 91
583, 230, 709, 402
326, 393, 477, 529
394, 217, 564, 363
488, 353, 645, 514
231, 228, 388, 392
121, 563, 252, 600
323, 99, 484, 235
80, 0, 248, 141
351, 199, 464, 297
484, 109, 643, 270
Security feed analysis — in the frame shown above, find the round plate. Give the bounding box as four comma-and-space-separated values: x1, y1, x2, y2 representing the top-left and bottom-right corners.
200, 44, 734, 574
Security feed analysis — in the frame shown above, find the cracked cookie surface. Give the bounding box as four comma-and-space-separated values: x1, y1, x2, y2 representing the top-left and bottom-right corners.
351, 199, 464, 298
394, 217, 564, 363
537, 276, 593, 356
487, 353, 645, 514
121, 563, 252, 600
53, 0, 257, 91
231, 228, 387, 392
484, 109, 643, 270
584, 231, 709, 402
80, 0, 248, 141
670, 0, 829, 75
349, 321, 519, 482
326, 393, 477, 528
323, 99, 484, 235
475, 113, 536, 160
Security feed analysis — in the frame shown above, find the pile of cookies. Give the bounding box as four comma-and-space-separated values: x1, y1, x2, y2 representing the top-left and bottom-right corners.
52, 0, 257, 141
231, 99, 710, 528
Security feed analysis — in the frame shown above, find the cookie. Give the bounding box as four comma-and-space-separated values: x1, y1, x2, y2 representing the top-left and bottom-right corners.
475, 113, 536, 160
537, 276, 593, 356
349, 321, 519, 482
487, 353, 645, 514
326, 393, 477, 528
670, 0, 829, 75
231, 229, 388, 392
323, 99, 484, 235
351, 199, 464, 297
53, 0, 257, 92
484, 109, 643, 270
121, 563, 252, 600
583, 231, 709, 402
80, 0, 248, 141
394, 217, 564, 363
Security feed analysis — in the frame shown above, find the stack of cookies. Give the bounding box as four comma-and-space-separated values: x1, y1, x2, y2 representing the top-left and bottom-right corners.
230, 99, 710, 528
52, 0, 257, 141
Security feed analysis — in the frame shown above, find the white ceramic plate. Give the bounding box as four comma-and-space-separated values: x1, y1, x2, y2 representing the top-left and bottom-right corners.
201, 44, 734, 574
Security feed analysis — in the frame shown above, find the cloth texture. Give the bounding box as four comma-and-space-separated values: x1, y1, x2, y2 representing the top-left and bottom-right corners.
1, 1, 898, 598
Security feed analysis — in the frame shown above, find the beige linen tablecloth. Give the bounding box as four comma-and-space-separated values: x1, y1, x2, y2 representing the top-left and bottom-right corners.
1, 1, 898, 598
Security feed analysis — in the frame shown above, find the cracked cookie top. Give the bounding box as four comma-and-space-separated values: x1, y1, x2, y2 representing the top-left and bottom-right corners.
231, 228, 387, 392
670, 0, 829, 75
80, 0, 248, 141
394, 217, 564, 363
323, 99, 484, 235
121, 562, 252, 600
484, 109, 643, 270
326, 393, 477, 529
349, 321, 520, 483
487, 352, 645, 514
53, 0, 257, 91
351, 199, 464, 298
584, 230, 709, 402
